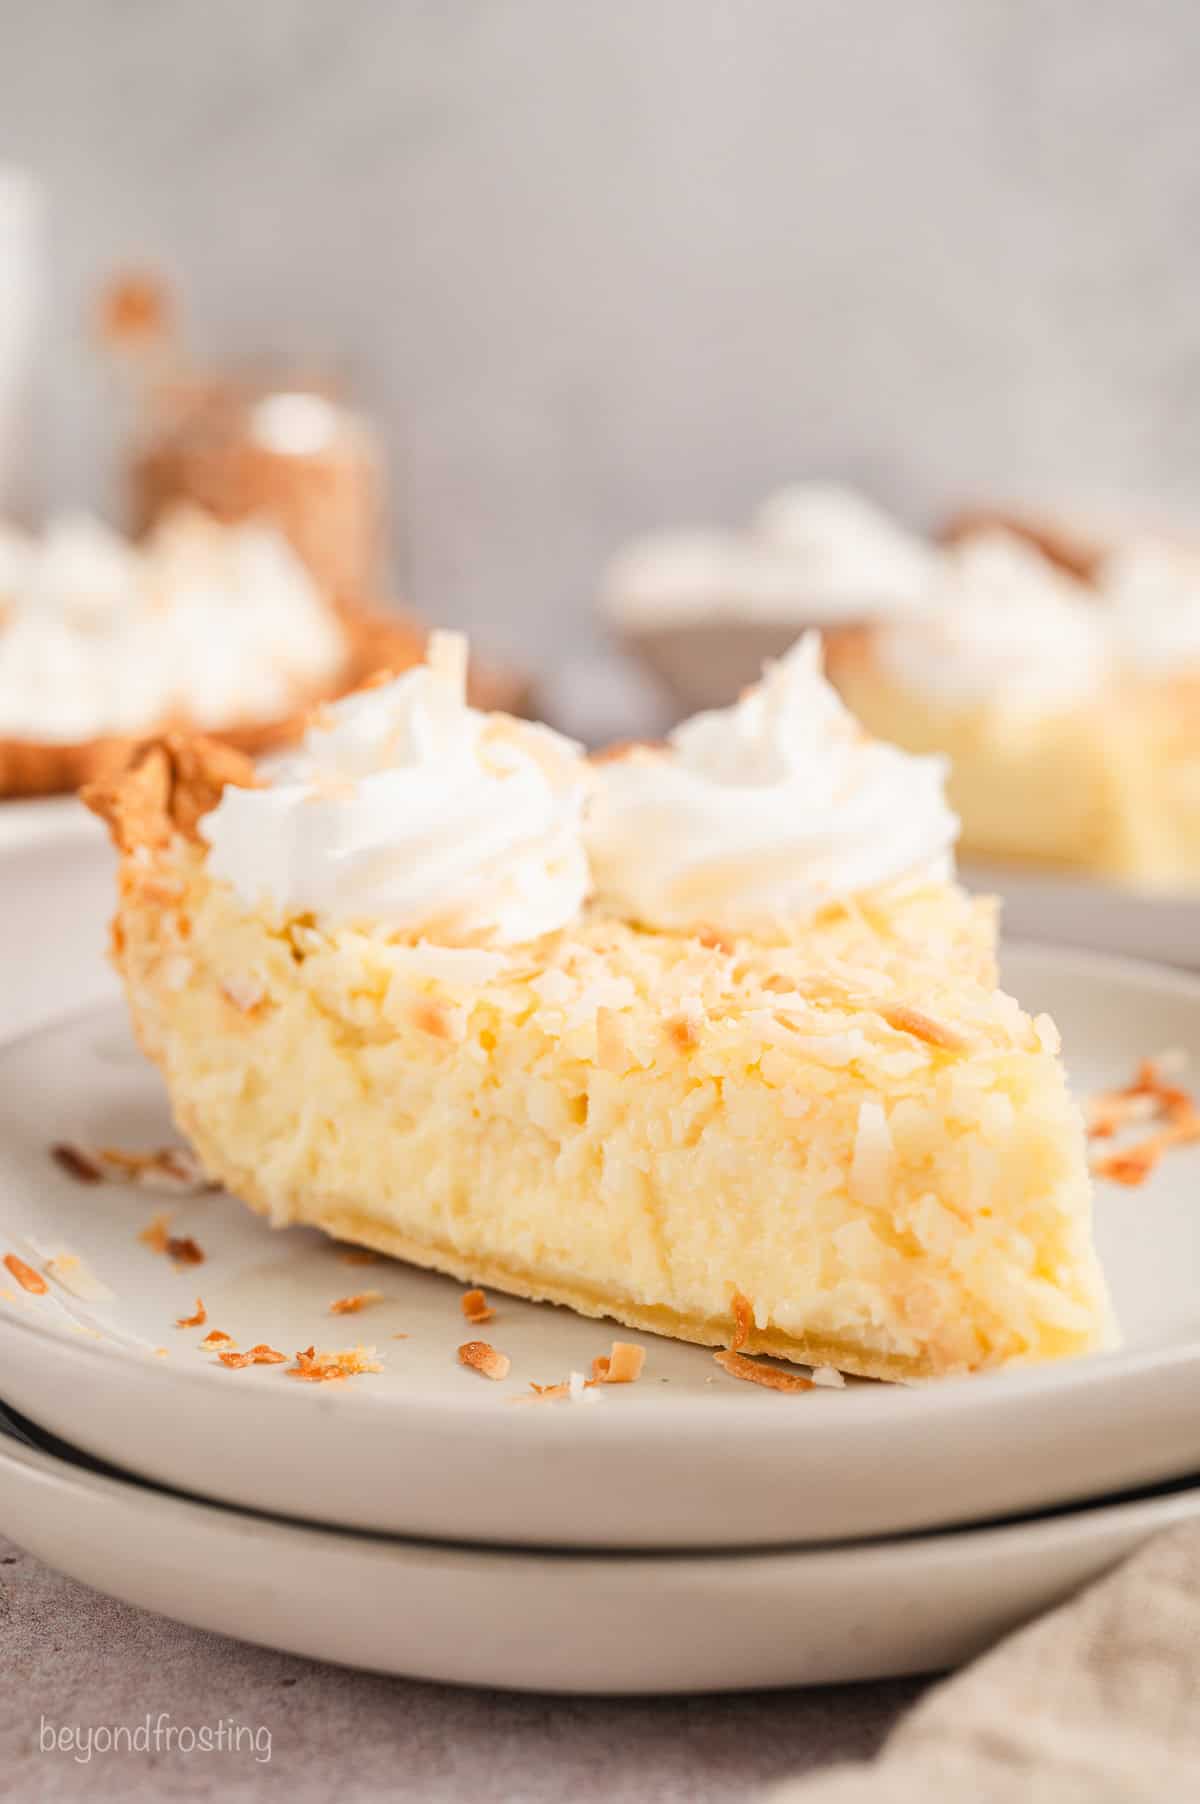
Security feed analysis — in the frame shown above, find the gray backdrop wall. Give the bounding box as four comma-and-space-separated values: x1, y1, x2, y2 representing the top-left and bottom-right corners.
3, 0, 1199, 670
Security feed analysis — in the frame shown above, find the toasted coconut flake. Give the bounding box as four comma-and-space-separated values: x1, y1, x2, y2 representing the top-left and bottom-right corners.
729, 1291, 754, 1353
666, 1007, 701, 1051
218, 1343, 287, 1369
878, 1003, 968, 1053
175, 1297, 207, 1328
166, 1236, 204, 1266
1088, 1057, 1200, 1185
604, 1341, 647, 1384
51, 1143, 102, 1184
412, 1000, 451, 1040
287, 1344, 383, 1382
3, 1253, 46, 1296
713, 1349, 814, 1393
94, 1143, 215, 1195
514, 1380, 572, 1403
329, 1290, 383, 1316
201, 1329, 235, 1347
461, 1287, 494, 1324
138, 1212, 172, 1255
697, 925, 736, 954
458, 1339, 511, 1381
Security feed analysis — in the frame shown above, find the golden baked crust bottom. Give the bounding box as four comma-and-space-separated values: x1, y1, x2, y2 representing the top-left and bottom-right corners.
0, 606, 526, 800
87, 739, 1111, 1383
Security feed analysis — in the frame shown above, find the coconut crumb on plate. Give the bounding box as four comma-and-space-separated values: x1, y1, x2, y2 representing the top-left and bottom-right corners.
458, 1340, 511, 1381
713, 1350, 814, 1393
329, 1290, 382, 1315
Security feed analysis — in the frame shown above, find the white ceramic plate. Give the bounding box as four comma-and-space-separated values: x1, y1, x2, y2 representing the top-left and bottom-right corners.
966, 861, 1200, 969
0, 809, 116, 1040
0, 947, 1199, 1549
1, 1398, 1198, 1693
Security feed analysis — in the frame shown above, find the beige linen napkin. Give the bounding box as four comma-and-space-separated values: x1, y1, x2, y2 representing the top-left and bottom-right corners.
769, 1522, 1200, 1803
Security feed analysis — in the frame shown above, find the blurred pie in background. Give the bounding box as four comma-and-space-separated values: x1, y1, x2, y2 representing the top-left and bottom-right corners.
0, 506, 428, 797
830, 526, 1200, 890
602, 482, 936, 714
99, 269, 385, 606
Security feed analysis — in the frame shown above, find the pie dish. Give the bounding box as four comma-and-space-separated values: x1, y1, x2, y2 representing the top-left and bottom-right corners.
0, 508, 516, 800
84, 634, 1111, 1381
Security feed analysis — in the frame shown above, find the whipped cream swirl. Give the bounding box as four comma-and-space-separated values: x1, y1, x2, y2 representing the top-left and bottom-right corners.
586, 634, 957, 932
203, 633, 591, 944
875, 532, 1111, 715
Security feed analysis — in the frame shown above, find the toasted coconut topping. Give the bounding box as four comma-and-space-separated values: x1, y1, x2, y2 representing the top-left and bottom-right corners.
412, 1000, 451, 1040
696, 925, 736, 954
175, 1297, 207, 1328
587, 1341, 648, 1387
460, 1287, 494, 1324
287, 1344, 383, 1382
514, 1380, 572, 1403
730, 1291, 753, 1353
138, 1212, 172, 1255
329, 1290, 383, 1315
713, 1349, 814, 1393
201, 1329, 234, 1347
458, 1339, 511, 1381
82, 734, 259, 851
166, 1235, 205, 1266
666, 1009, 700, 1051
604, 1341, 647, 1384
1088, 1056, 1200, 1186
218, 1343, 288, 1369
50, 1143, 102, 1184
877, 1003, 968, 1053
65, 1143, 215, 1195
3, 1253, 47, 1296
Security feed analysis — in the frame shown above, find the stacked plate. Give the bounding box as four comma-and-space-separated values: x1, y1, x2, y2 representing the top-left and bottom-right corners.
3, 818, 1200, 1693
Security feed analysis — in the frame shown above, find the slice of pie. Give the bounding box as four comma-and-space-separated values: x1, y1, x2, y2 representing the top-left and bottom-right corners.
85, 635, 1112, 1381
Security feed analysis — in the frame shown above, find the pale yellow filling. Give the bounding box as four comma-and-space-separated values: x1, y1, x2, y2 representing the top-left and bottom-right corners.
109, 845, 1111, 1381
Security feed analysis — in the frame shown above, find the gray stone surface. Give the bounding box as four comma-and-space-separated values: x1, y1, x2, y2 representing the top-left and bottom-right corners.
2, 1, 1200, 672
0, 1533, 921, 1802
